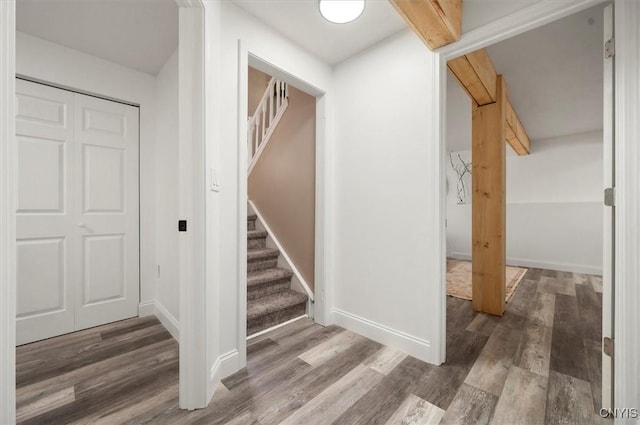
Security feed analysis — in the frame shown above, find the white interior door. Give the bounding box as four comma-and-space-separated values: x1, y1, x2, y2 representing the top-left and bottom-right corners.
602, 3, 614, 411
15, 80, 76, 345
16, 80, 140, 344
73, 93, 139, 331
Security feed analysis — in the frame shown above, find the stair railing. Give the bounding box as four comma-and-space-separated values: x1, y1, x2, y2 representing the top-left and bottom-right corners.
247, 77, 289, 175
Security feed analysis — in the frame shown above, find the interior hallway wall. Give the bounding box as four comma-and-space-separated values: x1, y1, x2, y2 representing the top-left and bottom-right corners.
155, 48, 179, 336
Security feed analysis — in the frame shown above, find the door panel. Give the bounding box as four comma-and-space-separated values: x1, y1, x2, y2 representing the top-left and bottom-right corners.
73, 93, 139, 331
15, 80, 140, 344
15, 80, 75, 345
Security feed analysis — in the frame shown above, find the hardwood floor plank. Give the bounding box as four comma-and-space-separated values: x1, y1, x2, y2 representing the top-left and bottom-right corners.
512, 292, 555, 377
74, 384, 178, 425
16, 386, 75, 423
16, 338, 177, 410
439, 383, 498, 425
384, 394, 445, 425
464, 325, 521, 396
545, 371, 600, 425
537, 276, 577, 297
297, 330, 364, 367
490, 366, 547, 425
278, 364, 384, 425
576, 283, 602, 344
466, 313, 500, 337
253, 338, 383, 425
362, 345, 408, 375
17, 323, 172, 388
550, 294, 590, 382
334, 355, 435, 424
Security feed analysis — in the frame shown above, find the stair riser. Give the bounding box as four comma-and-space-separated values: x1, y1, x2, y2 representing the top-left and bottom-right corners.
248, 258, 278, 272
248, 237, 266, 249
247, 302, 306, 336
248, 279, 291, 300
248, 219, 256, 231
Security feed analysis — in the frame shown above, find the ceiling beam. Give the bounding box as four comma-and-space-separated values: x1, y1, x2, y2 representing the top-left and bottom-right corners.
389, 0, 462, 50
448, 49, 531, 155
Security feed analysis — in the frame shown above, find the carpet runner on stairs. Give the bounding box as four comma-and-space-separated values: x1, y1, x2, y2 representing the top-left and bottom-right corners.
247, 214, 308, 336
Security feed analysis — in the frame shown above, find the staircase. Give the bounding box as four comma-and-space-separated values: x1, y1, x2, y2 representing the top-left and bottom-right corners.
247, 213, 308, 336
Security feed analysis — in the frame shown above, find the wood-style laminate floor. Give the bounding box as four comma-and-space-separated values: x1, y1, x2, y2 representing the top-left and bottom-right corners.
16, 269, 610, 424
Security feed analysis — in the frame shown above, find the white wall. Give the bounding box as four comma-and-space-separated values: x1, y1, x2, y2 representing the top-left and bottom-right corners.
155, 48, 180, 339
15, 32, 158, 312
332, 31, 441, 364
445, 80, 604, 274
204, 0, 333, 387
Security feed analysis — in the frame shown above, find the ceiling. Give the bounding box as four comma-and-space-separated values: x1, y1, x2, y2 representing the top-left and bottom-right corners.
16, 0, 178, 76
486, 4, 605, 141
448, 3, 605, 151
230, 0, 407, 65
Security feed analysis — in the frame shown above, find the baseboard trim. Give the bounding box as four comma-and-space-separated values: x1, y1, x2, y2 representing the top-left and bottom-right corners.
138, 300, 155, 317
331, 308, 436, 365
210, 349, 240, 385
449, 252, 602, 275
154, 301, 180, 342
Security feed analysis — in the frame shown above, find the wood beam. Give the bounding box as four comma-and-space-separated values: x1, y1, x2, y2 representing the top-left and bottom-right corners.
448, 49, 531, 155
389, 0, 462, 50
471, 75, 506, 316
448, 49, 497, 106
505, 99, 530, 155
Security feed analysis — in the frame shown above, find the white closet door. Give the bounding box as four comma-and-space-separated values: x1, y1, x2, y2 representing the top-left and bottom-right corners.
73, 93, 139, 331
15, 80, 76, 345
16, 80, 140, 345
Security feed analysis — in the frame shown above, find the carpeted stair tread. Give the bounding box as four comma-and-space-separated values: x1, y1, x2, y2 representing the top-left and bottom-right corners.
248, 267, 293, 287
247, 290, 308, 320
248, 247, 279, 261
247, 214, 257, 221
248, 230, 268, 239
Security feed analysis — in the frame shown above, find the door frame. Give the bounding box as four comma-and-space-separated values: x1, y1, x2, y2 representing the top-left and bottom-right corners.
0, 1, 16, 423
236, 42, 332, 366
434, 0, 640, 407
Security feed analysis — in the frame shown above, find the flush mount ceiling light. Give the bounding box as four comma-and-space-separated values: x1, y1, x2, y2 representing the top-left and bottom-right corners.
319, 0, 365, 24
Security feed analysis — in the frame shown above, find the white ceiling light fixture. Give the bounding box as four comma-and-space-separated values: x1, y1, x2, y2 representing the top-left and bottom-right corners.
319, 0, 365, 24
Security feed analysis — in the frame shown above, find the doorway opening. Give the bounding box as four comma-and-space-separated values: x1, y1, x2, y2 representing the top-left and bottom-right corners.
442, 2, 611, 421
236, 49, 329, 365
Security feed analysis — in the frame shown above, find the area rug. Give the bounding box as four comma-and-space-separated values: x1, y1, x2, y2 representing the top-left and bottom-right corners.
446, 259, 528, 302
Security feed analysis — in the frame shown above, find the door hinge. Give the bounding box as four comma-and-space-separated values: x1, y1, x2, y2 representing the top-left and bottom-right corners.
604, 187, 615, 207
603, 337, 614, 357
605, 37, 615, 59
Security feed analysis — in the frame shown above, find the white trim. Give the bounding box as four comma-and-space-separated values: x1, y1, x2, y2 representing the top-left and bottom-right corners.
177, 2, 208, 410
138, 301, 155, 317
249, 200, 314, 302
209, 350, 241, 384
0, 2, 16, 424
239, 52, 332, 360
247, 97, 289, 176
437, 0, 607, 59
449, 252, 603, 276
613, 0, 640, 412
155, 301, 180, 342
314, 94, 331, 326
237, 40, 249, 371
332, 309, 437, 364
247, 314, 308, 340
